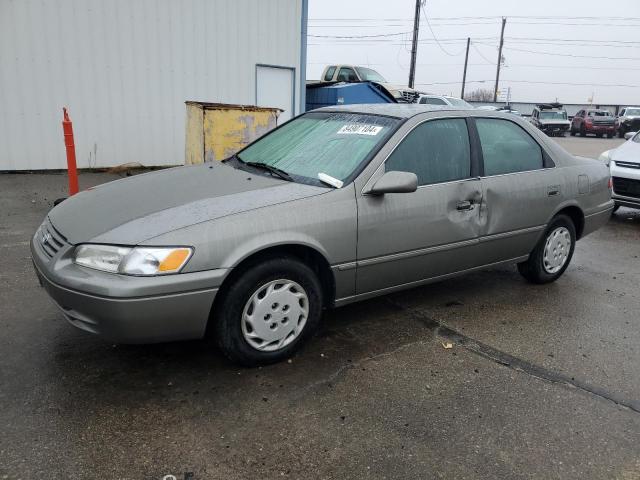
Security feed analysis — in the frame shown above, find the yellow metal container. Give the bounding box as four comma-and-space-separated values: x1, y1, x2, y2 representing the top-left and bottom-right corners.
185, 102, 282, 164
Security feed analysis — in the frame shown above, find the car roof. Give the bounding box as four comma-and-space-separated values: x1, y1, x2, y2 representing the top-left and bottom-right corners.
314, 103, 463, 119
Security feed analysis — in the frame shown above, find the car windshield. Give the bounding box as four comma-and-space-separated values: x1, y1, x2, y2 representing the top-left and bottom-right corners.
235, 112, 399, 187
354, 67, 387, 82
446, 97, 474, 108
539, 111, 567, 120
626, 108, 640, 116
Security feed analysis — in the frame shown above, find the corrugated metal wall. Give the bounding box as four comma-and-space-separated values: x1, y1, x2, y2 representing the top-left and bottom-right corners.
0, 0, 303, 170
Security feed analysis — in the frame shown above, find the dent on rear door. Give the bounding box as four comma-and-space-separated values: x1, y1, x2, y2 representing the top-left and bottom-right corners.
478, 169, 560, 262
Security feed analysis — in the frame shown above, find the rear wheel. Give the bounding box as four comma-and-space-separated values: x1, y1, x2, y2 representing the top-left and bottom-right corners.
618, 128, 625, 138
607, 133, 613, 139
518, 214, 576, 284
580, 125, 586, 137
213, 257, 323, 366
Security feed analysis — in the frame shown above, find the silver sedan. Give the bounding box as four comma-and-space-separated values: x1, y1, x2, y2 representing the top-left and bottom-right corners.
32, 105, 613, 365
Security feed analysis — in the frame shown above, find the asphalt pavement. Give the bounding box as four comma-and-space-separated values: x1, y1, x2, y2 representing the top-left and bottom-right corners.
1, 137, 639, 479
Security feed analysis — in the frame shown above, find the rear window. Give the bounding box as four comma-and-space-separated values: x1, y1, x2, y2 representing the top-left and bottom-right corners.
420, 97, 447, 105
476, 118, 544, 176
589, 111, 611, 117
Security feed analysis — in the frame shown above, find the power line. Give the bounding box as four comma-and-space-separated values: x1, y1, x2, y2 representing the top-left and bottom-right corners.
414, 79, 640, 88
483, 43, 640, 60
309, 16, 640, 21
307, 31, 411, 39
471, 42, 495, 64
421, 6, 466, 56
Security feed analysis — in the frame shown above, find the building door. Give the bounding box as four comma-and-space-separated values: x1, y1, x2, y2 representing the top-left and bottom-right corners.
256, 65, 295, 123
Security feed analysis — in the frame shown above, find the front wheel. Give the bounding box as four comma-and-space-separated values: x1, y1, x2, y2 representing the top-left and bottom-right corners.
213, 257, 323, 366
518, 215, 576, 284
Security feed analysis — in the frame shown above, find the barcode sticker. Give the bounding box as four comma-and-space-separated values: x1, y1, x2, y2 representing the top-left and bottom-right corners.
337, 124, 383, 136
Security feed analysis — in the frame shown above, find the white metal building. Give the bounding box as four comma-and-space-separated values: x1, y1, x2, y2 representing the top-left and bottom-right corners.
0, 0, 308, 170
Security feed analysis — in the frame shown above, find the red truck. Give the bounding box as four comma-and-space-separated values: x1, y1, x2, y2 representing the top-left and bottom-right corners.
570, 109, 616, 138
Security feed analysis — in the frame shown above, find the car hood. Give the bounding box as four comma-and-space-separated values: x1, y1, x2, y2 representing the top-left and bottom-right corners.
48, 162, 329, 245
374, 82, 416, 96
610, 139, 640, 164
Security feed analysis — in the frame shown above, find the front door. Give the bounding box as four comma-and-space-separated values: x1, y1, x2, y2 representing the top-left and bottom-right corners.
356, 117, 484, 295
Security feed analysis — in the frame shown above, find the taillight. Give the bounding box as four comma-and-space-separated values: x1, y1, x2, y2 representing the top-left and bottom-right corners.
585, 118, 593, 125
608, 177, 613, 189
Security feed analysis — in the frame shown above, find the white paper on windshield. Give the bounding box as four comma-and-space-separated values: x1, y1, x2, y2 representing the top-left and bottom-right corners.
337, 124, 383, 136
318, 173, 344, 189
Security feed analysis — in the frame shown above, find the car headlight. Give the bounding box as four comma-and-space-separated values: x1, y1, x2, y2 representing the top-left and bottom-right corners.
598, 150, 611, 166
74, 244, 193, 275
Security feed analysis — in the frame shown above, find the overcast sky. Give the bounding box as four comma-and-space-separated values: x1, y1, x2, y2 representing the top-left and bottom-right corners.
307, 0, 640, 105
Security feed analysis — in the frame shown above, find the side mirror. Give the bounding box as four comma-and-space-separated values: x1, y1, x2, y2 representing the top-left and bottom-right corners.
624, 131, 637, 140
366, 171, 418, 195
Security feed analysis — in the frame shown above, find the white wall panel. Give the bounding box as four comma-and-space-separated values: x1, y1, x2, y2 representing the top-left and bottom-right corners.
0, 0, 303, 170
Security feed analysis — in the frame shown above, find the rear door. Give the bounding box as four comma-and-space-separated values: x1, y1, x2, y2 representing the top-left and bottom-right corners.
473, 117, 560, 262
356, 117, 484, 294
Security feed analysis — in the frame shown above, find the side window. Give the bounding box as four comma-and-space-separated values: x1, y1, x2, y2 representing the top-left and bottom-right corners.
386, 119, 471, 186
421, 97, 447, 105
476, 118, 544, 176
620, 109, 625, 116
337, 67, 358, 82
323, 66, 336, 81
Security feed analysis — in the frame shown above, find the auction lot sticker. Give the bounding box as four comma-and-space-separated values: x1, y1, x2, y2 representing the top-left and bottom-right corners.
337, 124, 383, 135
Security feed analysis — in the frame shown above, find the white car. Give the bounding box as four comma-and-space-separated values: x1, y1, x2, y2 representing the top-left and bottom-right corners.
599, 131, 640, 211
418, 94, 474, 109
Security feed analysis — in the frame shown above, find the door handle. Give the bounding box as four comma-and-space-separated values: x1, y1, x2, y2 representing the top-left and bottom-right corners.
456, 200, 474, 211
547, 186, 560, 196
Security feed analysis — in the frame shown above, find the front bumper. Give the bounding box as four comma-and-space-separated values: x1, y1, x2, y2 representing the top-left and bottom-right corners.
610, 162, 640, 209
585, 124, 616, 133
540, 124, 569, 134
31, 234, 226, 343
618, 119, 640, 132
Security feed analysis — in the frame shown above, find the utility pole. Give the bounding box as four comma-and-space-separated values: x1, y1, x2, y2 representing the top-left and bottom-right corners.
460, 37, 470, 99
408, 0, 423, 89
493, 17, 506, 102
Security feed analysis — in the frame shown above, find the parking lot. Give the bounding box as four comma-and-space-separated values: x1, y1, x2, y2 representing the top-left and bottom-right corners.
1, 136, 639, 479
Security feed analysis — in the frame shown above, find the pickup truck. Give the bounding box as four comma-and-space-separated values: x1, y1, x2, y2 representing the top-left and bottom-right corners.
320, 65, 419, 103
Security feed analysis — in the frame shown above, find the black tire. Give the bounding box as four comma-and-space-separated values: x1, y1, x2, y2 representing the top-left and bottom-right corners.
212, 257, 323, 367
606, 133, 613, 139
618, 128, 625, 139
580, 125, 586, 137
570, 129, 576, 136
517, 214, 576, 284
596, 133, 603, 138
